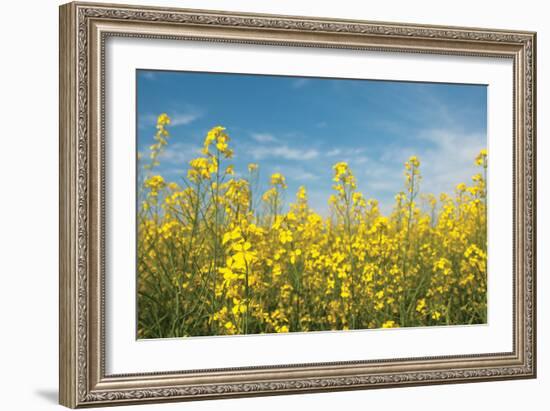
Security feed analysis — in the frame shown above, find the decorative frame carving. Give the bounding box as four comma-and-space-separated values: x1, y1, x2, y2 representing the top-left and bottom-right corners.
59, 2, 536, 408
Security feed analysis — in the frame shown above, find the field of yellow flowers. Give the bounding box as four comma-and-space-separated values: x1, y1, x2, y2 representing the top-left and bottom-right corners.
137, 114, 487, 338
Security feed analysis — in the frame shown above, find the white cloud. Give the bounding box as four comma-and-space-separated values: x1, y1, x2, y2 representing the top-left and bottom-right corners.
158, 142, 202, 165
138, 108, 201, 129
353, 156, 369, 165
138, 113, 158, 130
326, 148, 342, 157
296, 171, 319, 181
248, 145, 319, 161
361, 128, 485, 210
141, 71, 156, 80
251, 133, 278, 143
325, 147, 366, 159
170, 112, 201, 126
162, 168, 187, 177
291, 78, 310, 89
417, 129, 485, 194
275, 165, 319, 182
306, 127, 486, 216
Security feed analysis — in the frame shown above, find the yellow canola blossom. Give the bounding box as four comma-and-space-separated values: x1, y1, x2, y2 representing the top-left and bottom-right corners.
138, 119, 488, 338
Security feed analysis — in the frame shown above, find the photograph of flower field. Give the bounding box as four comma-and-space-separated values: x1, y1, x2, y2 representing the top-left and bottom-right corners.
136, 71, 487, 338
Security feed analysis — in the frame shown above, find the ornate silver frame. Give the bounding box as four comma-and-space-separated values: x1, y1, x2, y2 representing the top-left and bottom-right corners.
59, 2, 536, 408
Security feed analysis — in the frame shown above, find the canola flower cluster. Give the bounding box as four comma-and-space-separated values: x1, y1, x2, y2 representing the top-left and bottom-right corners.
137, 114, 488, 338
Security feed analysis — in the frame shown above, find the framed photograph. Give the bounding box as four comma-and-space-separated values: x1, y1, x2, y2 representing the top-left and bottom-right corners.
59, 2, 537, 408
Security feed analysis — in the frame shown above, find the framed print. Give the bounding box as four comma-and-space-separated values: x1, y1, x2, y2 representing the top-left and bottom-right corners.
59, 2, 537, 408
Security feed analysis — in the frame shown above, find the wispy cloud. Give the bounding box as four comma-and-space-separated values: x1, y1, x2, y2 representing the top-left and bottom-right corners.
170, 112, 201, 126
358, 128, 485, 213
291, 78, 310, 89
248, 144, 319, 161
158, 142, 202, 165
325, 147, 366, 159
141, 71, 157, 81
138, 113, 158, 130
251, 133, 278, 143
161, 167, 188, 177
326, 148, 342, 157
354, 156, 369, 165
416, 129, 485, 195
138, 108, 201, 129
136, 70, 486, 218
273, 165, 319, 182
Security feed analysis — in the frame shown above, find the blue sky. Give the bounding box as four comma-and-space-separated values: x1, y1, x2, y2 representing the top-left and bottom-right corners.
136, 70, 487, 215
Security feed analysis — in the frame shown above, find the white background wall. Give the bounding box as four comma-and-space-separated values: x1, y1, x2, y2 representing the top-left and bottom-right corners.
0, 0, 546, 410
